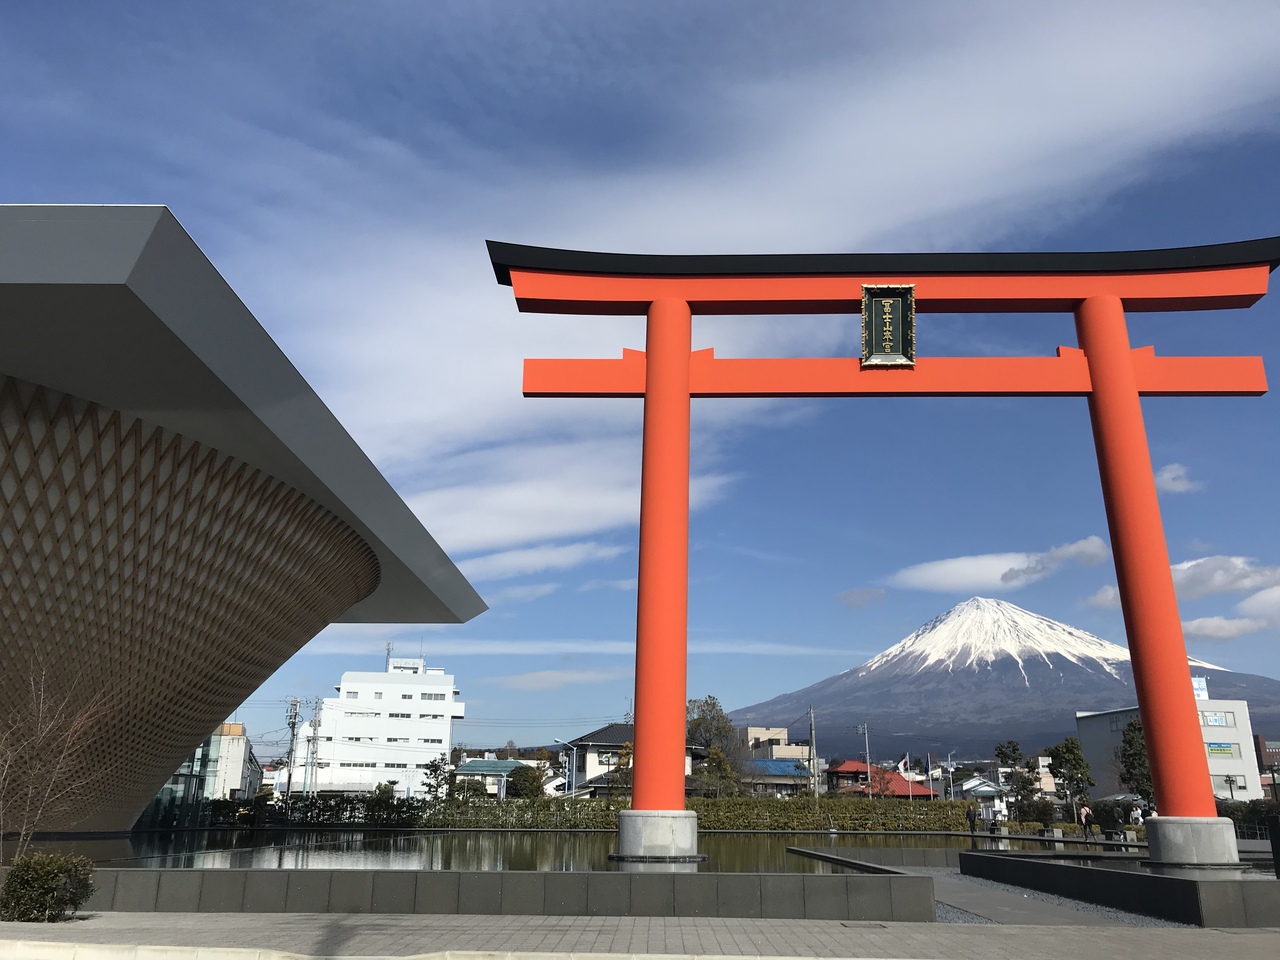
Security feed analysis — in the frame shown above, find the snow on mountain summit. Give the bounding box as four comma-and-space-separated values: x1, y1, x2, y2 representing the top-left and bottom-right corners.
857, 596, 1224, 683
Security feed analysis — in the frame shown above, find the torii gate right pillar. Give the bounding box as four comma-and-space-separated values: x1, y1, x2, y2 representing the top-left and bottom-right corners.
1077, 295, 1238, 865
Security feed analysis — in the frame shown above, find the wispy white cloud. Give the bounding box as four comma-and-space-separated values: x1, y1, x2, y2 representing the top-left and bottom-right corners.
489, 668, 633, 692
302, 636, 636, 657
1155, 463, 1204, 494
58, 3, 1277, 581
487, 583, 560, 605
299, 633, 850, 658
578, 578, 637, 592
1086, 585, 1122, 610
1171, 556, 1280, 600
836, 588, 886, 610
689, 640, 855, 657
1181, 617, 1268, 641
458, 542, 627, 582
888, 536, 1109, 593
1236, 585, 1280, 623
1089, 556, 1280, 623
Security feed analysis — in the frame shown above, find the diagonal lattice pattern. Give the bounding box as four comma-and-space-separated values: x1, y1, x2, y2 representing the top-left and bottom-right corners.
0, 375, 380, 833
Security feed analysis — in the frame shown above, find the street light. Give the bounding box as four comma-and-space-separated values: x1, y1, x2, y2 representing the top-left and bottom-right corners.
553, 738, 578, 799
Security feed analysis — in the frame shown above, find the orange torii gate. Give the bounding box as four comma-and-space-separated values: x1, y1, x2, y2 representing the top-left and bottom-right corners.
487, 237, 1279, 866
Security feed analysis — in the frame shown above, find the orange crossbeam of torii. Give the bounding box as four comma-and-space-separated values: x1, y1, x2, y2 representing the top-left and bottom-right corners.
488, 237, 1280, 825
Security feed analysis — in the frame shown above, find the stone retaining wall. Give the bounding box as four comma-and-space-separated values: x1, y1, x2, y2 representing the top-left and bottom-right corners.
0, 868, 932, 921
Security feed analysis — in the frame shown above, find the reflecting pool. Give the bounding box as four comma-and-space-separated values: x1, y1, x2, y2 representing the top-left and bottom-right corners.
69, 829, 1043, 871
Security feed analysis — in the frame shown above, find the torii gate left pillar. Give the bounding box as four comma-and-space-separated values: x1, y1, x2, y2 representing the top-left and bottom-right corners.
620, 298, 700, 863
488, 236, 1279, 868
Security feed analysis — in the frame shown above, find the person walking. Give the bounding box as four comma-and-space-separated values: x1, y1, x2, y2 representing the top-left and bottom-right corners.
966, 804, 977, 834
1080, 803, 1096, 841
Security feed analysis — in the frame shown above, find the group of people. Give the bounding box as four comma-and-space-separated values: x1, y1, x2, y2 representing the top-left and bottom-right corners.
962, 801, 1147, 839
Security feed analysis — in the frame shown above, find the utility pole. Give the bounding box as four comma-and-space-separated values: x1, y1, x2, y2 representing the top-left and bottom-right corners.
808, 705, 818, 809
284, 698, 301, 798
301, 699, 323, 797
856, 723, 872, 798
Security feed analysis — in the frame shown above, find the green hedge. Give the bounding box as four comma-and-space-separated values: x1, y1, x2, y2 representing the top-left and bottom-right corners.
410, 796, 976, 831
688, 797, 970, 831
0, 853, 95, 922
1215, 797, 1279, 827
230, 794, 1161, 834
419, 797, 628, 829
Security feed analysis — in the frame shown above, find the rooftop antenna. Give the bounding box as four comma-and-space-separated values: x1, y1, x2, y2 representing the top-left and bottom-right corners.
385, 640, 393, 671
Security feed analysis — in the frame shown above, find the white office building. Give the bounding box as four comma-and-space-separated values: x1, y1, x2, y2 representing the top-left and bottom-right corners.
207, 723, 264, 801
1077, 687, 1263, 802
301, 658, 465, 798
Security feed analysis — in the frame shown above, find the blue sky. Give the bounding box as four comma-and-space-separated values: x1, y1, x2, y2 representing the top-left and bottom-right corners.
5, 3, 1280, 759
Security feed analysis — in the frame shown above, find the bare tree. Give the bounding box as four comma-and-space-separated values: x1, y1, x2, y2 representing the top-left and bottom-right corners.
0, 660, 110, 862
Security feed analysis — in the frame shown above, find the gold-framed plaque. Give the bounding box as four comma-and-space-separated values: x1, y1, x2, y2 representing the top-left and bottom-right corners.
861, 284, 915, 367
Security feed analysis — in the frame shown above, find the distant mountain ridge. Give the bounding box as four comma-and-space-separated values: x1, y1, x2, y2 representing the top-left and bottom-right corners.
729, 597, 1280, 759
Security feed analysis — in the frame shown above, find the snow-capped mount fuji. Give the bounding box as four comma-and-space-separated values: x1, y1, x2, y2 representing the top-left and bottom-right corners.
856, 597, 1223, 685
730, 597, 1280, 758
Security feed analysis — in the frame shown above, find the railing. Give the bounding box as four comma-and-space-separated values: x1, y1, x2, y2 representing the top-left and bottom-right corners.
1234, 821, 1270, 841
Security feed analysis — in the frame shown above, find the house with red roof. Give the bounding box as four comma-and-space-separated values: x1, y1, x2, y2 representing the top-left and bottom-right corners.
826, 759, 938, 799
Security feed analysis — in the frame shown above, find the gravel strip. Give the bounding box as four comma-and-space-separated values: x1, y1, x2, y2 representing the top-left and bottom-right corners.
933, 901, 998, 924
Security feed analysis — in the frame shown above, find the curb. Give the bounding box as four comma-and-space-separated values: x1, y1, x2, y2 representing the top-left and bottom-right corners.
1, 946, 836, 960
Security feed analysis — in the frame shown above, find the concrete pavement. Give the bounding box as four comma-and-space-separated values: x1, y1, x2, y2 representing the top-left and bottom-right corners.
3, 911, 1280, 960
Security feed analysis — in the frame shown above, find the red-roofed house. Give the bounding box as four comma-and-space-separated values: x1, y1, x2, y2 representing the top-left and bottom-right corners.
826, 760, 938, 800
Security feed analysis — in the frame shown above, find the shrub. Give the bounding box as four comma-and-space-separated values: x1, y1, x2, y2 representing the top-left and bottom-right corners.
0, 853, 96, 922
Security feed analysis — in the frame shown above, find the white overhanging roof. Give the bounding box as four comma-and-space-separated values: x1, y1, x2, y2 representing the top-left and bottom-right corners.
0, 204, 485, 623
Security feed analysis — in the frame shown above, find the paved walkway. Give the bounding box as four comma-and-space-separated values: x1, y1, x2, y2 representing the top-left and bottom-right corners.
4, 859, 1278, 959
3, 913, 1280, 960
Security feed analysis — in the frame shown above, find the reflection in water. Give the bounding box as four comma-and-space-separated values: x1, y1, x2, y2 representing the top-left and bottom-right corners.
64, 830, 1042, 872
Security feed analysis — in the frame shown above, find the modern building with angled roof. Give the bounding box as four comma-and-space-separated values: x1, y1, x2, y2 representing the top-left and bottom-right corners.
0, 205, 485, 834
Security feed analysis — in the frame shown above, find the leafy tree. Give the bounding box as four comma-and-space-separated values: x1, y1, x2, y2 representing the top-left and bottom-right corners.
1021, 797, 1056, 827
687, 695, 736, 753
993, 740, 1023, 774
992, 740, 1040, 820
1005, 763, 1041, 821
503, 739, 518, 759
506, 764, 545, 799
612, 741, 634, 794
450, 778, 488, 801
1118, 717, 1153, 804
692, 746, 740, 797
1045, 736, 1095, 823
366, 781, 399, 824
418, 755, 453, 802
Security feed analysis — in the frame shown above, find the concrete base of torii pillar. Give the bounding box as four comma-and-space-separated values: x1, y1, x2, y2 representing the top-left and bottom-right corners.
1145, 817, 1240, 866
609, 810, 703, 872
